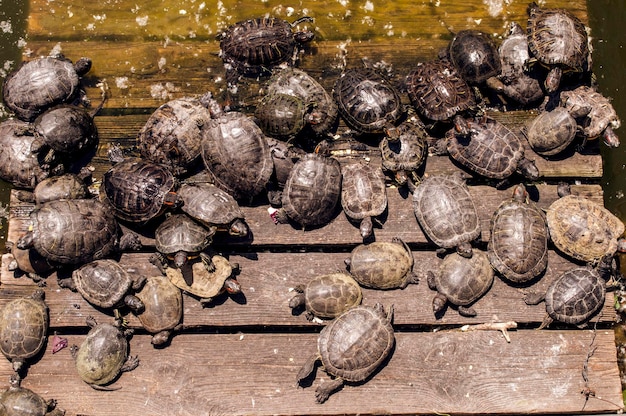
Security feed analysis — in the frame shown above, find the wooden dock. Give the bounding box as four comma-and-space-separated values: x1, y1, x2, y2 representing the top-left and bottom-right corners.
0, 0, 623, 414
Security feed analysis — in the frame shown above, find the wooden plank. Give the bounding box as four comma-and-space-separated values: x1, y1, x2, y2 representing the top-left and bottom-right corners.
0, 330, 619, 415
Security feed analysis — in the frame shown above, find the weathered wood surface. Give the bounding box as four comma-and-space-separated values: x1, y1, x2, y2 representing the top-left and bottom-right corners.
0, 0, 622, 415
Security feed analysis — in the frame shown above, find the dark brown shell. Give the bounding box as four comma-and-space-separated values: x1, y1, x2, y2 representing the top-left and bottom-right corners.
291, 273, 362, 319
488, 184, 548, 283
0, 377, 60, 416
523, 107, 578, 156
201, 111, 274, 202
34, 105, 98, 154
430, 251, 494, 307
560, 86, 621, 140
447, 30, 501, 85
333, 68, 403, 133
379, 120, 428, 186
31, 173, 90, 204
254, 93, 308, 140
544, 267, 605, 325
406, 60, 475, 121
346, 238, 415, 289
178, 182, 247, 234
282, 153, 342, 229
135, 274, 182, 343
154, 214, 213, 257
103, 157, 178, 223
546, 194, 625, 263
71, 260, 134, 309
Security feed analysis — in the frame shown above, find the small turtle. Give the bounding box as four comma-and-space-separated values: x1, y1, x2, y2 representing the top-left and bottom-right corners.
162, 252, 242, 306
560, 85, 621, 148
340, 161, 388, 240
3, 55, 92, 121
524, 267, 606, 329
345, 237, 418, 290
33, 105, 99, 156
275, 152, 342, 230
412, 173, 480, 257
546, 187, 625, 264
16, 199, 141, 265
178, 182, 249, 237
0, 290, 49, 374
71, 316, 139, 389
526, 2, 589, 93
297, 303, 395, 403
486, 22, 544, 107
379, 118, 429, 190
487, 184, 548, 284
7, 246, 55, 283
15, 171, 91, 204
444, 116, 540, 182
137, 92, 217, 176
218, 16, 314, 84
0, 374, 64, 416
153, 213, 215, 270
102, 156, 181, 224
427, 251, 494, 317
201, 111, 274, 203
59, 259, 146, 313
333, 67, 404, 135
135, 274, 183, 346
289, 272, 362, 320
255, 93, 321, 141
446, 29, 502, 86
522, 106, 586, 156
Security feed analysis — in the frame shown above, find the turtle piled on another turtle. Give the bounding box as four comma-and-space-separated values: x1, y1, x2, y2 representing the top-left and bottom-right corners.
254, 92, 321, 142
297, 303, 395, 403
134, 274, 183, 346
0, 374, 65, 416
445, 29, 502, 87
15, 171, 91, 205
522, 106, 589, 157
379, 118, 429, 190
152, 213, 215, 270
289, 272, 362, 320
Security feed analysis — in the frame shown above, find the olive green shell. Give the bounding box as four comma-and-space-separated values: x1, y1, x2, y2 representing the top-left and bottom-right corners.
347, 239, 416, 289
292, 273, 362, 319
0, 378, 61, 416
135, 275, 183, 339
523, 107, 578, 156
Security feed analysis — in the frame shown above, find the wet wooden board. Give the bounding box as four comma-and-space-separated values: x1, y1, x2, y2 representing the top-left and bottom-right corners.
0, 0, 622, 415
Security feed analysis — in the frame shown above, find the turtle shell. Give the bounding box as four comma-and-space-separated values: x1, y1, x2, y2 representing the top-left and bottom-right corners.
166, 254, 235, 299
488, 184, 549, 283
412, 173, 480, 254
135, 274, 183, 345
379, 120, 428, 186
290, 272, 362, 320
546, 194, 625, 263
447, 30, 502, 85
560, 86, 621, 145
255, 93, 309, 140
34, 105, 98, 154
523, 107, 578, 156
0, 290, 49, 372
201, 111, 274, 202
71, 259, 135, 309
333, 67, 403, 133
544, 267, 605, 325
406, 59, 476, 122
154, 214, 214, 259
340, 161, 388, 239
103, 157, 178, 223
3, 55, 91, 121
281, 153, 342, 229
446, 117, 539, 180
0, 376, 61, 416
30, 173, 90, 204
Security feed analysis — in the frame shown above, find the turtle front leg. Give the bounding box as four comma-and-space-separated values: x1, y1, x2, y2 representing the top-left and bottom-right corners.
296, 353, 319, 385
315, 378, 344, 404
149, 252, 168, 275
120, 354, 140, 373
199, 252, 216, 273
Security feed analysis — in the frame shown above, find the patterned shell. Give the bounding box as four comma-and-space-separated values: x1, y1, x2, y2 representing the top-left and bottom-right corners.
560, 86, 621, 140
298, 273, 363, 319
447, 30, 502, 85
544, 267, 605, 325
523, 107, 578, 156
340, 161, 387, 237
431, 251, 494, 306
347, 239, 415, 290
155, 214, 213, 257
178, 182, 245, 230
255, 93, 308, 140
72, 260, 133, 309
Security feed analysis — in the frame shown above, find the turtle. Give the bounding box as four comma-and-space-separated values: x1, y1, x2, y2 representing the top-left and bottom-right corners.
332, 67, 404, 135
102, 156, 181, 224
296, 303, 395, 403
16, 199, 142, 265
443, 116, 540, 182
345, 237, 419, 290
546, 186, 625, 264
201, 111, 274, 203
6, 246, 55, 284
559, 85, 621, 148
0, 118, 64, 190
379, 117, 429, 190
59, 259, 146, 313
137, 92, 217, 176
2, 55, 92, 121
254, 93, 321, 141
266, 136, 303, 206
524, 267, 606, 329
275, 152, 342, 229
71, 316, 139, 389
526, 2, 589, 93
412, 173, 480, 258
522, 106, 585, 157
405, 59, 476, 133
485, 22, 544, 107
15, 171, 91, 205
340, 161, 388, 240
33, 105, 99, 156
178, 182, 249, 237
266, 67, 338, 139
445, 29, 502, 86
218, 16, 315, 84
152, 213, 215, 270
487, 184, 549, 284
0, 374, 65, 416
427, 250, 494, 317
161, 252, 242, 306
134, 274, 183, 346
289, 272, 362, 320
0, 290, 49, 374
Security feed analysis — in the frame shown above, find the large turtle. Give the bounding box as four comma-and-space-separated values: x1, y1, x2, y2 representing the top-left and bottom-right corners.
379, 118, 429, 190
296, 303, 395, 403
445, 29, 502, 86
487, 184, 549, 284
340, 161, 388, 240
0, 290, 49, 374
33, 104, 99, 157
289, 272, 362, 321
412, 173, 480, 257
135, 274, 183, 346
526, 2, 589, 93
152, 213, 215, 270
0, 374, 64, 416
3, 55, 92, 121
427, 251, 494, 317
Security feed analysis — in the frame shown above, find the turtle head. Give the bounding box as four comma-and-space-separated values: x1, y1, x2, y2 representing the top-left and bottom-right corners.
229, 219, 250, 237
512, 184, 528, 203
432, 293, 447, 316
74, 57, 92, 76
518, 158, 540, 181
359, 217, 374, 240
173, 251, 189, 268
223, 277, 242, 295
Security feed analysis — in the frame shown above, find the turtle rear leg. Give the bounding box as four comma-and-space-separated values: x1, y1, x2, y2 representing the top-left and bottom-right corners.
457, 305, 477, 317
315, 378, 344, 403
